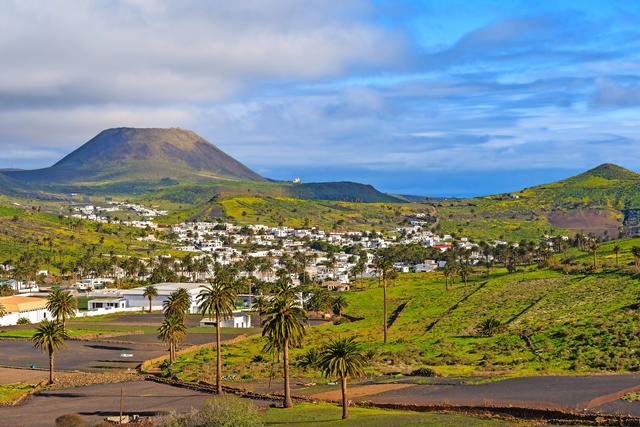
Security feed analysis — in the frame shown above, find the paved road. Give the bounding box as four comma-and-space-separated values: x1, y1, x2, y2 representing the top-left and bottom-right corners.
355, 374, 640, 412
0, 340, 169, 372
0, 381, 215, 427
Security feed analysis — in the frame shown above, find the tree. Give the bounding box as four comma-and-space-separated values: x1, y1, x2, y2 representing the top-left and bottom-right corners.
373, 256, 393, 344
589, 242, 600, 271
0, 302, 5, 318
46, 289, 77, 331
142, 284, 158, 313
332, 294, 349, 318
613, 245, 621, 266
157, 315, 186, 364
262, 294, 307, 408
458, 262, 472, 285
32, 319, 69, 384
251, 295, 270, 326
632, 246, 640, 268
197, 280, 237, 394
163, 288, 192, 321
318, 336, 366, 419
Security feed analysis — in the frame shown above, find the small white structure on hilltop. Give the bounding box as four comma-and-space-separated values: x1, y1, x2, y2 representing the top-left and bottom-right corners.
121, 282, 205, 313
292, 178, 301, 184
0, 296, 53, 326
199, 312, 251, 328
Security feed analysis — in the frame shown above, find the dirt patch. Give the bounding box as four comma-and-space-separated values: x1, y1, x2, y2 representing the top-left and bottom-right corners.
0, 368, 48, 385
309, 383, 414, 401
543, 209, 621, 237
208, 205, 224, 218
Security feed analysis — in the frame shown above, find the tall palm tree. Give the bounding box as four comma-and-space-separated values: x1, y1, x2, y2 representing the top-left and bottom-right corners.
32, 320, 69, 384
589, 242, 600, 271
262, 294, 307, 408
318, 336, 366, 420
197, 280, 237, 394
46, 289, 77, 331
373, 256, 393, 344
157, 315, 187, 364
142, 284, 158, 313
613, 245, 621, 266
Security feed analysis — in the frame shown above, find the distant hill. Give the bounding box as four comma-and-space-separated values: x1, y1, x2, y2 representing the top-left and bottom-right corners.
2, 128, 266, 183
517, 163, 640, 211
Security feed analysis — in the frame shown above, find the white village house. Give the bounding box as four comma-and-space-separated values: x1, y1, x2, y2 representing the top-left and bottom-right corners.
0, 296, 53, 326
122, 282, 204, 313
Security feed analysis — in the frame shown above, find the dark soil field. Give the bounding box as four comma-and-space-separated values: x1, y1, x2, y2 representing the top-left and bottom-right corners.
543, 209, 620, 236
0, 381, 216, 427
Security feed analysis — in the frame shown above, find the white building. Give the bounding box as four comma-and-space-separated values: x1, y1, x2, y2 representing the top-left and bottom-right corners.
0, 296, 53, 326
199, 312, 251, 328
122, 282, 205, 313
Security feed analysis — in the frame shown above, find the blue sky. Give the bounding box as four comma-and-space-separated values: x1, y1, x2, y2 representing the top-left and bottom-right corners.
1, 0, 640, 197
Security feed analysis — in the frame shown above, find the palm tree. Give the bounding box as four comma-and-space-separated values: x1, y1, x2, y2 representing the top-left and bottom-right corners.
613, 245, 621, 266
32, 320, 69, 384
157, 315, 187, 364
142, 284, 158, 313
632, 246, 640, 268
332, 294, 349, 318
373, 256, 393, 344
163, 288, 192, 321
197, 280, 237, 394
252, 295, 271, 326
262, 294, 307, 408
46, 289, 77, 331
0, 302, 6, 318
318, 336, 366, 419
589, 242, 599, 271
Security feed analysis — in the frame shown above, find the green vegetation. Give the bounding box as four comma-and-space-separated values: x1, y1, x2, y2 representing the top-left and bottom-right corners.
0, 383, 39, 404
169, 238, 640, 383
262, 403, 520, 426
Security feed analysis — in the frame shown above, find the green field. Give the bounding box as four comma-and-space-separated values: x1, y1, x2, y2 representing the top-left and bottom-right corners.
262, 403, 521, 426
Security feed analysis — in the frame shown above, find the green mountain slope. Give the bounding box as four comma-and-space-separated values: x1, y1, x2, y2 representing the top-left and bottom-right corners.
518, 163, 640, 211
3, 127, 266, 184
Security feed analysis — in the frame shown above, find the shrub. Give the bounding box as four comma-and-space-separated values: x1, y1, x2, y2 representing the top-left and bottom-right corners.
54, 413, 85, 427
410, 367, 437, 377
251, 354, 266, 363
17, 317, 31, 325
477, 318, 502, 337
154, 395, 263, 427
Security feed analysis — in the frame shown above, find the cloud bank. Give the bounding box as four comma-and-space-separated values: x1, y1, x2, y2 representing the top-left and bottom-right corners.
1, 0, 640, 196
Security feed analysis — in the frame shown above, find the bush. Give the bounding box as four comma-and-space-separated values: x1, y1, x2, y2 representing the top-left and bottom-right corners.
410, 367, 437, 377
17, 317, 31, 325
477, 318, 502, 337
154, 395, 263, 427
55, 413, 85, 427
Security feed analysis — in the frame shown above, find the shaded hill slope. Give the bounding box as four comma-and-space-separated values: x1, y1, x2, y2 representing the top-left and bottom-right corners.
2, 128, 266, 184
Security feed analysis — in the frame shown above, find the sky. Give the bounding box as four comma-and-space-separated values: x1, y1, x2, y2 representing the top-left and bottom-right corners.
1, 0, 640, 197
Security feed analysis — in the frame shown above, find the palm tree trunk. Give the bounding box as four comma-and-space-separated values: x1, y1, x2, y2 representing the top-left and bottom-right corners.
170, 341, 175, 364
283, 339, 293, 408
216, 312, 223, 394
383, 277, 387, 345
49, 348, 55, 384
341, 374, 348, 419
149, 298, 152, 313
